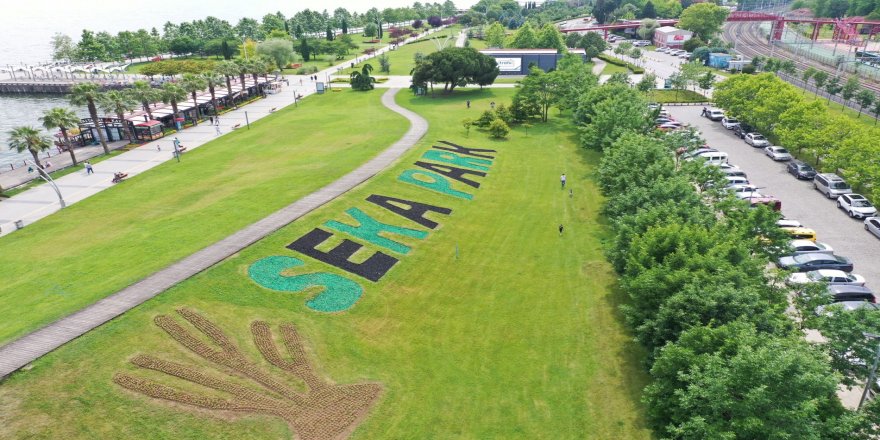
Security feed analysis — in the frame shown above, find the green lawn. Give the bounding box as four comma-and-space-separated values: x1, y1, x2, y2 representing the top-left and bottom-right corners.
339, 28, 461, 76
0, 90, 407, 345
600, 62, 630, 75
802, 92, 879, 128
282, 36, 393, 74
467, 37, 488, 50
0, 88, 651, 439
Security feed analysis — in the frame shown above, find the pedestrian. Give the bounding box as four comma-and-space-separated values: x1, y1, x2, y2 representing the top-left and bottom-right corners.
569, 188, 573, 198
560, 173, 566, 189
44, 160, 51, 169
215, 122, 221, 136
701, 106, 708, 117
215, 116, 220, 125
466, 100, 470, 108
209, 115, 214, 124
85, 161, 93, 175
558, 224, 564, 235
490, 101, 495, 109
157, 144, 161, 151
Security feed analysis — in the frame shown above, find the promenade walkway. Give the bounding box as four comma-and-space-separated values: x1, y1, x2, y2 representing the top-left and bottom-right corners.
0, 88, 428, 379
0, 26, 445, 237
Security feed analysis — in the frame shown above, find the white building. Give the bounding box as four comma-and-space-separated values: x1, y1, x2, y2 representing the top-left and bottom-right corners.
653, 26, 694, 49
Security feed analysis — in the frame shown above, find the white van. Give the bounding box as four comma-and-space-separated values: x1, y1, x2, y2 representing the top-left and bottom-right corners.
693, 151, 728, 165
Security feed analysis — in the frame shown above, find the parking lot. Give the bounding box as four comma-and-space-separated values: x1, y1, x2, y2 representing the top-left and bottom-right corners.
668, 106, 880, 291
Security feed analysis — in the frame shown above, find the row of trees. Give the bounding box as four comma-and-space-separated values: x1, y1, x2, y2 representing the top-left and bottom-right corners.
579, 77, 880, 438
714, 73, 880, 201
51, 2, 458, 63
483, 21, 566, 50
463, 0, 591, 29
7, 60, 273, 171
794, 0, 880, 19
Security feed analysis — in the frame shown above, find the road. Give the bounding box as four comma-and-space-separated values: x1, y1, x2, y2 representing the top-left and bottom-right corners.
668, 106, 880, 291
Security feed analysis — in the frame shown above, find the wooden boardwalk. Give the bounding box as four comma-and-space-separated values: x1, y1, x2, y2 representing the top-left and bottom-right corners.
0, 88, 427, 379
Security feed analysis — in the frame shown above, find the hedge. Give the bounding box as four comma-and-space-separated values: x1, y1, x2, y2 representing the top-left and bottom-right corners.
597, 53, 645, 74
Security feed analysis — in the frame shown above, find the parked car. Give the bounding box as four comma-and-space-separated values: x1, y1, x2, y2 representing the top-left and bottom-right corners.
837, 193, 878, 219
721, 117, 740, 129
824, 285, 878, 303
778, 219, 803, 228
814, 173, 852, 199
787, 269, 865, 287
788, 239, 834, 255
777, 253, 854, 272
865, 217, 880, 239
744, 133, 771, 147
816, 300, 880, 315
732, 122, 754, 139
703, 108, 725, 121
716, 163, 747, 177
657, 122, 683, 130
690, 151, 728, 165
749, 196, 781, 211
787, 160, 817, 180
633, 40, 651, 47
725, 176, 751, 187
780, 226, 817, 241
763, 146, 792, 161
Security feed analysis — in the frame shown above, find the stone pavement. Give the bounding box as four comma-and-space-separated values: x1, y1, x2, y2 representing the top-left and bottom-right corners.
0, 26, 446, 238
0, 88, 428, 379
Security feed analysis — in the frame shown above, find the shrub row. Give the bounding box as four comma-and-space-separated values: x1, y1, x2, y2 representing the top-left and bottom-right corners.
597, 53, 644, 74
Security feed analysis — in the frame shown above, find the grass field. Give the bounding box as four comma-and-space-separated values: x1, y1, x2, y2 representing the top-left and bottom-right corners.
339, 28, 461, 76
0, 88, 651, 439
802, 91, 880, 128
0, 90, 407, 345
600, 62, 630, 75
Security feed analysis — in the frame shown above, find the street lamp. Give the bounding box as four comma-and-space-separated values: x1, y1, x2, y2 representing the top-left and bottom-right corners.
859, 332, 880, 410
24, 159, 66, 208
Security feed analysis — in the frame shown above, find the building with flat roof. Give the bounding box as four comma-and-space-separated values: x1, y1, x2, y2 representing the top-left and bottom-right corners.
478, 48, 587, 75
653, 26, 693, 49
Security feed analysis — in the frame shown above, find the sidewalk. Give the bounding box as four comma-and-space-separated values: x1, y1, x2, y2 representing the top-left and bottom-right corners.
0, 26, 446, 238
0, 140, 128, 191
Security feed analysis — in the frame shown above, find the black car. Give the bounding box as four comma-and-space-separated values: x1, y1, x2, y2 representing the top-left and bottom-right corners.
827, 285, 877, 303
732, 122, 754, 139
777, 253, 854, 272
787, 160, 817, 180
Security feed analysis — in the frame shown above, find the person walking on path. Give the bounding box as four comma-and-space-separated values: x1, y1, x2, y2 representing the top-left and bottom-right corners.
560, 173, 566, 189
84, 161, 93, 175
214, 119, 221, 136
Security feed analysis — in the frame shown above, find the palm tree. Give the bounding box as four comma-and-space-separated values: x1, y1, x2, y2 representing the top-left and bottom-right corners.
216, 60, 240, 108
350, 64, 376, 91
99, 90, 137, 144
129, 80, 160, 120
68, 82, 109, 154
200, 71, 223, 116
8, 126, 52, 169
235, 59, 249, 98
160, 82, 188, 127
181, 73, 207, 125
39, 107, 81, 165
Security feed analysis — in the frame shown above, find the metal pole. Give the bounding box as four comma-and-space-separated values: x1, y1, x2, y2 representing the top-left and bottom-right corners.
245, 111, 250, 130
24, 159, 66, 208
859, 333, 880, 410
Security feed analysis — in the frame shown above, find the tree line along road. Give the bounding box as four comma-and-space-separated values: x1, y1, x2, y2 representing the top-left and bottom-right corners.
669, 106, 880, 290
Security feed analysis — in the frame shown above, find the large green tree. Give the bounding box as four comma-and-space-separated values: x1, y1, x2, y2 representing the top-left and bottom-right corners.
677, 3, 729, 41
257, 38, 295, 70
485, 21, 506, 48
574, 83, 650, 150
410, 47, 499, 93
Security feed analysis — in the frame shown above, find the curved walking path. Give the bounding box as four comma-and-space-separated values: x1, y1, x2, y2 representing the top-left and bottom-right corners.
0, 88, 427, 379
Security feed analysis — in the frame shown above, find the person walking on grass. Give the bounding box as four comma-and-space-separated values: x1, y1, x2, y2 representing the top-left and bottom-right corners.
559, 224, 564, 235
561, 173, 566, 189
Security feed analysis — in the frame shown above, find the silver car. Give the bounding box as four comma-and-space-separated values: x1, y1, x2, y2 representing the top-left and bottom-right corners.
744, 133, 770, 147
764, 146, 792, 161
788, 239, 834, 255
866, 217, 880, 238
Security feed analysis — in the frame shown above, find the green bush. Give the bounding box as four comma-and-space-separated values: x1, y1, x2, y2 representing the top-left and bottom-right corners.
488, 118, 510, 139
475, 109, 496, 127
597, 53, 644, 74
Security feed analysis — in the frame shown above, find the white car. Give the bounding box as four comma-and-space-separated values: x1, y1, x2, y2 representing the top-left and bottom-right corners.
787, 269, 866, 287
788, 239, 834, 255
866, 217, 880, 239
744, 133, 770, 147
729, 184, 763, 199
725, 176, 750, 187
721, 117, 740, 129
838, 193, 878, 219
703, 109, 724, 121
764, 146, 792, 161
778, 219, 804, 228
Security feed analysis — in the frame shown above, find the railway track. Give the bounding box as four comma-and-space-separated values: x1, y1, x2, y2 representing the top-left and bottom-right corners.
722, 20, 880, 95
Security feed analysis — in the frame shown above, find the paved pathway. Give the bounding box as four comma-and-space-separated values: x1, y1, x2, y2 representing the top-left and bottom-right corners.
0, 88, 427, 379
0, 27, 445, 238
